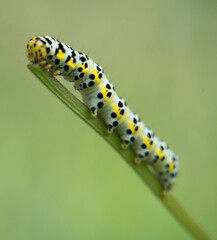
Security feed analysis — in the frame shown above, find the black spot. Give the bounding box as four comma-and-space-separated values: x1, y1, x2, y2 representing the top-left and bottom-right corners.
139, 154, 143, 159
160, 145, 164, 151
166, 164, 170, 168
64, 65, 69, 71
124, 140, 130, 144
71, 51, 76, 57
144, 151, 149, 157
135, 126, 138, 131
65, 55, 71, 63
170, 173, 175, 177
78, 52, 83, 55
55, 48, 59, 55
78, 67, 83, 72
33, 43, 36, 47
106, 83, 111, 89
97, 102, 104, 109
97, 66, 101, 71
83, 83, 87, 88
55, 59, 60, 65
91, 107, 96, 113
40, 39, 46, 45
120, 109, 125, 115
88, 81, 95, 87
161, 156, 165, 161
80, 56, 86, 62
130, 137, 135, 142
74, 76, 79, 81
85, 62, 88, 68
152, 159, 157, 164
150, 140, 153, 145
44, 36, 52, 45
133, 118, 137, 123
89, 74, 95, 80
98, 73, 102, 79
47, 55, 53, 60
58, 42, 65, 53
113, 121, 118, 127
106, 92, 112, 98
97, 93, 103, 99
126, 129, 132, 135
108, 125, 113, 131
111, 112, 117, 118
118, 101, 123, 107
148, 132, 151, 138
141, 143, 146, 149
79, 73, 84, 78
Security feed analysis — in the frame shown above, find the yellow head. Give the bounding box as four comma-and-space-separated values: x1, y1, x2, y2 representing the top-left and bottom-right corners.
26, 37, 47, 63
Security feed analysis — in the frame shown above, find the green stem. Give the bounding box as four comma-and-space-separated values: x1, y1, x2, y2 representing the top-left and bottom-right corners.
27, 64, 212, 240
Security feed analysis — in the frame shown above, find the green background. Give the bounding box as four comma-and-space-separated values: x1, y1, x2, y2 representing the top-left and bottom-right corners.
1, 0, 217, 239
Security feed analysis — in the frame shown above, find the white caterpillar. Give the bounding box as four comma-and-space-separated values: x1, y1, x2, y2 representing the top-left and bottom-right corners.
26, 36, 179, 191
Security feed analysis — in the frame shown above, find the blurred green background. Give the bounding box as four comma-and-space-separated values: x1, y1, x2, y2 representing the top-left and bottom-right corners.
0, 0, 217, 239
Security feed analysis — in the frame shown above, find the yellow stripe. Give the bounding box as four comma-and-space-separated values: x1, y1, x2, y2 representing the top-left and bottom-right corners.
56, 50, 66, 60
67, 59, 75, 69
168, 161, 174, 172
142, 135, 153, 149
156, 149, 164, 160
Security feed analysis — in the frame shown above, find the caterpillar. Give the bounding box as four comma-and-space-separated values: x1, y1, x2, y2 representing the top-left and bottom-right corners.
26, 36, 179, 191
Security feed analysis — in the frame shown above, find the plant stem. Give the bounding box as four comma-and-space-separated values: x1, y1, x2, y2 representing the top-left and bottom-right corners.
27, 64, 213, 240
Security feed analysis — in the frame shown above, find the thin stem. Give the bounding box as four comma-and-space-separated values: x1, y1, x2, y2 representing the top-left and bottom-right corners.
27, 64, 213, 240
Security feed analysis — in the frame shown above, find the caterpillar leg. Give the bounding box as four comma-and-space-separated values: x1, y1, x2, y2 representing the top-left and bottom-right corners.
52, 70, 61, 76
39, 60, 46, 65
106, 124, 114, 134
44, 64, 52, 70
134, 154, 145, 164
83, 97, 100, 118
134, 157, 141, 164
90, 107, 97, 118
120, 140, 131, 150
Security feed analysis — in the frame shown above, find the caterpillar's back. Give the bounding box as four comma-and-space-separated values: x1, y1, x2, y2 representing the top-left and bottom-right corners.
26, 36, 179, 191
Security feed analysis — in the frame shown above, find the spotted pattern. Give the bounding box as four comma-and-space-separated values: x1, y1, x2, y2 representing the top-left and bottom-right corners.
26, 36, 179, 191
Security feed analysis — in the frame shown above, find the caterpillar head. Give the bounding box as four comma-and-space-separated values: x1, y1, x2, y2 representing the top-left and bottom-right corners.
26, 37, 47, 63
